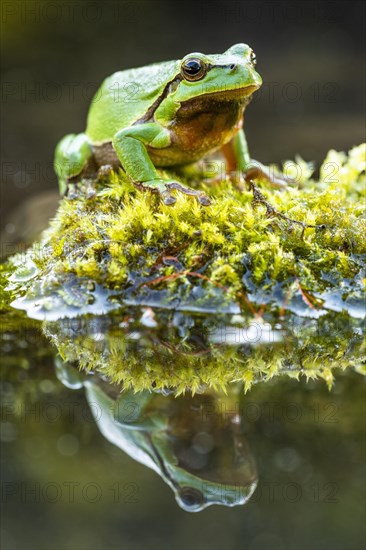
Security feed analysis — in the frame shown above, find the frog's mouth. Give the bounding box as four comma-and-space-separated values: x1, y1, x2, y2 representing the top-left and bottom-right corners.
178, 85, 257, 117
197, 84, 259, 101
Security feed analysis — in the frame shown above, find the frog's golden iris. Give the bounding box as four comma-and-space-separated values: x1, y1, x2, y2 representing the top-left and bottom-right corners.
180, 57, 207, 81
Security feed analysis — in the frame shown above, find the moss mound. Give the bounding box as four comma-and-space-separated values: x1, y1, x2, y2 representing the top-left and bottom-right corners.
2, 145, 365, 393
44, 309, 364, 394
7, 144, 365, 321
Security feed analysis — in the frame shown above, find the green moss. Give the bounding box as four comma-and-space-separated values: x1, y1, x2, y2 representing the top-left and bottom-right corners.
2, 144, 365, 393
7, 144, 365, 320
43, 308, 364, 395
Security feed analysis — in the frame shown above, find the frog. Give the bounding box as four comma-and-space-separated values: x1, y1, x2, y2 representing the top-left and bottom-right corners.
54, 43, 271, 206
55, 358, 258, 512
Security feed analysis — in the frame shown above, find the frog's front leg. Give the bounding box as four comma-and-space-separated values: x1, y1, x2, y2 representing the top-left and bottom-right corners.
114, 389, 168, 431
112, 123, 211, 206
223, 128, 292, 189
54, 133, 94, 196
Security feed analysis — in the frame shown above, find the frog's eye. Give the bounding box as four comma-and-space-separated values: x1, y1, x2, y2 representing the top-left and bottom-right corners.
178, 486, 205, 510
250, 51, 257, 67
180, 58, 207, 82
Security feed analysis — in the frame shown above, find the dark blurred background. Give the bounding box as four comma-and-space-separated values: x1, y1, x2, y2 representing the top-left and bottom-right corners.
1, 0, 365, 227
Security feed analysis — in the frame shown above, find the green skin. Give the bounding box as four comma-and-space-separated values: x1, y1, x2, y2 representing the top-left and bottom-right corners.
54, 43, 268, 205
56, 359, 257, 512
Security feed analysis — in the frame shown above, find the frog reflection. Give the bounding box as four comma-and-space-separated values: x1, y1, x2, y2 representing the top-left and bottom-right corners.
56, 359, 257, 512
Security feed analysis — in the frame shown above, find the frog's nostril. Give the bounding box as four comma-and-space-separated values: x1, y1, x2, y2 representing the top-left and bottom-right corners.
229, 64, 237, 71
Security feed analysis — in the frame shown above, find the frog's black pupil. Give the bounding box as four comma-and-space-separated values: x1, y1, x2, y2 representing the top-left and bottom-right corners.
179, 487, 204, 509
185, 60, 201, 75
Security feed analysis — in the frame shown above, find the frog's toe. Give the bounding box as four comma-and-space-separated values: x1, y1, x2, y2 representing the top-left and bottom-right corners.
161, 192, 177, 205
97, 164, 114, 181
198, 194, 211, 206
166, 181, 211, 206
65, 184, 78, 201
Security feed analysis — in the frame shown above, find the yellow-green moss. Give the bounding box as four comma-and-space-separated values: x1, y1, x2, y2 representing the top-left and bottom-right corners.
7, 144, 366, 321
43, 308, 364, 394
2, 144, 365, 393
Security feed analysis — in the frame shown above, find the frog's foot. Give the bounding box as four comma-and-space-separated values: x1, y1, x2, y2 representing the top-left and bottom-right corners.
65, 178, 96, 200
202, 163, 294, 190
243, 162, 296, 190
140, 179, 211, 206
248, 180, 325, 237
97, 164, 114, 182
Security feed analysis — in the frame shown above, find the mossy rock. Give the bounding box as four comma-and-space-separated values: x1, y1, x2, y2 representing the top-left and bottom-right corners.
2, 144, 365, 393
44, 308, 364, 394
7, 144, 365, 320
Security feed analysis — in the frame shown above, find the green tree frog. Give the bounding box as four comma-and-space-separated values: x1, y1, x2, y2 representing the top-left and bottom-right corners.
54, 43, 264, 205
56, 359, 258, 512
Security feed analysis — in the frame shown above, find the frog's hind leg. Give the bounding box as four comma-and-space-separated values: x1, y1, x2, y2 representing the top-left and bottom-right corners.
54, 133, 95, 196
225, 130, 325, 233
223, 129, 293, 189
